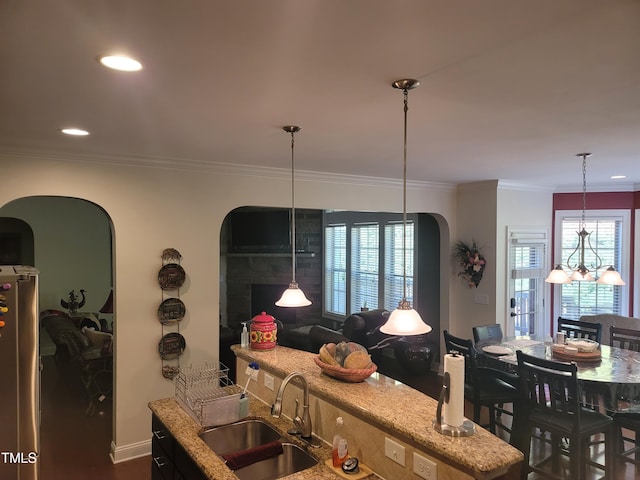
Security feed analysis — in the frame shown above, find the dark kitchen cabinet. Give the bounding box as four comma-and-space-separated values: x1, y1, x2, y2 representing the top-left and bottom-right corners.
151, 414, 208, 480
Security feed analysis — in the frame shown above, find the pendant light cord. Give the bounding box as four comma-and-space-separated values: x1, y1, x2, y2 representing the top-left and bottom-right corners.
401, 87, 409, 301
290, 129, 297, 283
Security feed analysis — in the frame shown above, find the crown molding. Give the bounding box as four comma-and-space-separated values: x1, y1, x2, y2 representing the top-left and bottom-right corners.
0, 149, 456, 193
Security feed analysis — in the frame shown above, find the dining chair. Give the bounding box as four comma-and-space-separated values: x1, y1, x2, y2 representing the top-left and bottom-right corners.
442, 330, 518, 436
472, 324, 503, 347
557, 316, 603, 343
610, 325, 640, 351
609, 325, 640, 468
516, 350, 614, 480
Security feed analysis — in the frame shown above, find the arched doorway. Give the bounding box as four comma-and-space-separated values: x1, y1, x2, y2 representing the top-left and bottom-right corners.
0, 195, 115, 477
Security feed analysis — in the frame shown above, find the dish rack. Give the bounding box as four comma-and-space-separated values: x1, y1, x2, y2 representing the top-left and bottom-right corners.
175, 363, 247, 427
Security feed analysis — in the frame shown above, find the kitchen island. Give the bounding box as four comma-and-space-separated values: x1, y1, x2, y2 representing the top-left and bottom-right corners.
149, 345, 522, 479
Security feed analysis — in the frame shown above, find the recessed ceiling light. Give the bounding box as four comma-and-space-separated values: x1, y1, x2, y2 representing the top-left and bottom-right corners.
99, 55, 142, 72
61, 128, 89, 136
610, 175, 626, 179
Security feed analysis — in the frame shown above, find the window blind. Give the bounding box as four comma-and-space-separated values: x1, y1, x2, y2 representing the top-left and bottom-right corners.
384, 222, 414, 311
559, 217, 623, 318
324, 224, 347, 315
351, 223, 379, 312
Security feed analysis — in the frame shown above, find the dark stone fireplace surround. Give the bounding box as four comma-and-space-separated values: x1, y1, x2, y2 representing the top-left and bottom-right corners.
223, 209, 323, 333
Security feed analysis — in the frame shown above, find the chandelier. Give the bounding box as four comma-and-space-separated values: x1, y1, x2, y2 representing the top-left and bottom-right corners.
379, 79, 431, 336
545, 153, 624, 285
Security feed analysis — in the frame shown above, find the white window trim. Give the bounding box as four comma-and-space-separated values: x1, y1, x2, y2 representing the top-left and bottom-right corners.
552, 208, 630, 318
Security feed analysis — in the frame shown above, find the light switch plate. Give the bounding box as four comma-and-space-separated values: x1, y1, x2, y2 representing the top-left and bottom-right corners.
264, 372, 274, 391
414, 452, 437, 479
384, 437, 405, 466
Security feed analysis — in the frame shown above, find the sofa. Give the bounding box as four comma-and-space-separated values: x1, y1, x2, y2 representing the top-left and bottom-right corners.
308, 309, 438, 377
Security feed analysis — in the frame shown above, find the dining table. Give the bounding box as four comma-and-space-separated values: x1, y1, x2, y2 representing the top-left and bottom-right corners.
478, 336, 640, 414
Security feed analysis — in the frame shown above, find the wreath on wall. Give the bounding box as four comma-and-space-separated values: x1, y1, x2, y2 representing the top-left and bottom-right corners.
454, 240, 486, 288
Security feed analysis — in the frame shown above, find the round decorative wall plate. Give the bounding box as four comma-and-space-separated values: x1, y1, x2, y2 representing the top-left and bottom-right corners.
158, 263, 186, 290
157, 298, 186, 324
159, 332, 186, 360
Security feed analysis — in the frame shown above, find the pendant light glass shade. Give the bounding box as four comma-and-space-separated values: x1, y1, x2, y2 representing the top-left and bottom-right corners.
596, 266, 626, 285
570, 269, 595, 282
379, 79, 431, 337
276, 125, 312, 308
275, 281, 312, 307
544, 265, 572, 284
380, 300, 432, 335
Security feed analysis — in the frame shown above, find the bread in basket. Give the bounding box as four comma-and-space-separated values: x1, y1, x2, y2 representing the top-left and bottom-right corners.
314, 356, 377, 382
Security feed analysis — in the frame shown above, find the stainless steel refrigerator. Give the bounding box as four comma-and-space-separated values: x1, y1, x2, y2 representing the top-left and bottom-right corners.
0, 265, 39, 480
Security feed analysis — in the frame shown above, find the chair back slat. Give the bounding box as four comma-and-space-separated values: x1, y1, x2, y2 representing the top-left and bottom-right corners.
472, 324, 503, 346
517, 350, 581, 427
557, 316, 602, 343
443, 330, 477, 382
610, 325, 640, 351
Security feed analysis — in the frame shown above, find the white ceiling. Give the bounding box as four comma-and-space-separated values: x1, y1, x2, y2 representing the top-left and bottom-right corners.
2, 0, 640, 190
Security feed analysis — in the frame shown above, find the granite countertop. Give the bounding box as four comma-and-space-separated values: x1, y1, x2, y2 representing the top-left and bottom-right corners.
232, 345, 523, 479
149, 396, 379, 480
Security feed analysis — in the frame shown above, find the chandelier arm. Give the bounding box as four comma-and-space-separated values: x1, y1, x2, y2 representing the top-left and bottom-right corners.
585, 232, 604, 271
565, 234, 582, 271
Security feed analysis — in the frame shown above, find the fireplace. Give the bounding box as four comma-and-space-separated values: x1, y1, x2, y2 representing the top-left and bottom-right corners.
251, 284, 297, 325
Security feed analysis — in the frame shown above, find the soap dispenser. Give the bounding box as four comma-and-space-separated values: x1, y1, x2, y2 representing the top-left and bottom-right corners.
240, 322, 249, 348
332, 416, 348, 467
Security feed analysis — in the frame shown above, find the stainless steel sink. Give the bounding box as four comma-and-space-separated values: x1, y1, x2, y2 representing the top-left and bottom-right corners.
233, 443, 318, 480
199, 419, 281, 454
199, 419, 318, 479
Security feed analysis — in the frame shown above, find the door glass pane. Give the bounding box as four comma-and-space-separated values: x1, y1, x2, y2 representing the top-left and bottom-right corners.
510, 240, 546, 337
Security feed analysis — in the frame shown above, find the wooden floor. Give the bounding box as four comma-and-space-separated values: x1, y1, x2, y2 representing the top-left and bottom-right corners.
39, 355, 150, 480
39, 354, 639, 480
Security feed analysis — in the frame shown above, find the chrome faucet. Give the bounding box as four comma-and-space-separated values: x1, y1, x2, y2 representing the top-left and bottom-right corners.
271, 372, 313, 440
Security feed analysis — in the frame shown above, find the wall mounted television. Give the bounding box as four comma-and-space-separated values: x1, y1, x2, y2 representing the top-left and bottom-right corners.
229, 208, 291, 253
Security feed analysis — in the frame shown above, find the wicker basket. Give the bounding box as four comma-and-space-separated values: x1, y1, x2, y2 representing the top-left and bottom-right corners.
314, 356, 377, 383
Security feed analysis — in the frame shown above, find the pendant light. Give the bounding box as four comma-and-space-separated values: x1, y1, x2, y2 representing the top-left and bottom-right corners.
545, 153, 624, 285
276, 126, 312, 308
379, 79, 431, 336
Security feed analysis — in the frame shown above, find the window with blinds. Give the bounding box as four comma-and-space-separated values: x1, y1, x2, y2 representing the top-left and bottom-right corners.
324, 224, 346, 315
350, 224, 379, 312
323, 213, 416, 320
384, 222, 414, 311
558, 215, 625, 318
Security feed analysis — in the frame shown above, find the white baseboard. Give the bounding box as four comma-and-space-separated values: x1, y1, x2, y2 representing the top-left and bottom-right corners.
110, 439, 151, 464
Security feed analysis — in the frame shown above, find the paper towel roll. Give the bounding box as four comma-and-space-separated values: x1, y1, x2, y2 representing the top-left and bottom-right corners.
443, 353, 465, 428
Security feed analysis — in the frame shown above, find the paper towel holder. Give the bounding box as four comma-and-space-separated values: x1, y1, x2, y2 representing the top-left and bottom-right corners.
433, 371, 476, 437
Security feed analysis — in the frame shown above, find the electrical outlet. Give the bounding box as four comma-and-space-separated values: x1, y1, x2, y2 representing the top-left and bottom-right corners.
264, 373, 274, 391
414, 452, 437, 480
384, 437, 405, 466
